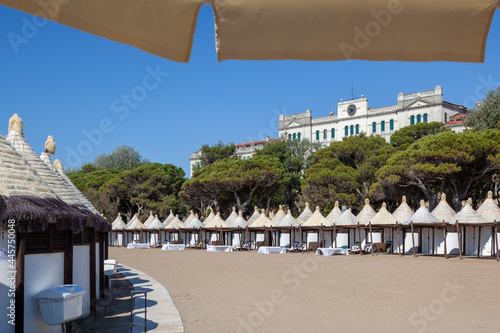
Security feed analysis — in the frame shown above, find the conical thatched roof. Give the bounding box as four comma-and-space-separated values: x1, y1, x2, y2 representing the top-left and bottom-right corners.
163, 210, 175, 227
334, 209, 359, 226
303, 206, 330, 226
250, 209, 274, 228
186, 216, 205, 229
326, 201, 342, 224
477, 191, 500, 222
147, 215, 164, 230
127, 214, 146, 229
225, 207, 238, 225
404, 200, 440, 225
357, 199, 376, 224
448, 201, 486, 224
143, 211, 155, 227
271, 205, 286, 223
431, 193, 456, 222
184, 210, 195, 224
393, 196, 414, 223
203, 211, 215, 225
247, 206, 260, 225
204, 212, 228, 228
165, 215, 186, 229
112, 214, 124, 227
111, 217, 127, 230
0, 134, 82, 232
229, 211, 249, 228
275, 210, 300, 227
297, 202, 313, 224
370, 203, 399, 226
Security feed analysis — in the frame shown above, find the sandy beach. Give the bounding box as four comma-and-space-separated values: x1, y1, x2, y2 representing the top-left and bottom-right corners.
109, 248, 500, 333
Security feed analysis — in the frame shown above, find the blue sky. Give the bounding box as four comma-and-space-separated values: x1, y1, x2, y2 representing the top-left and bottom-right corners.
1, 5, 499, 177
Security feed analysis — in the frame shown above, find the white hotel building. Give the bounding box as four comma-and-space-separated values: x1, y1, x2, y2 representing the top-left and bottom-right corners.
278, 86, 467, 147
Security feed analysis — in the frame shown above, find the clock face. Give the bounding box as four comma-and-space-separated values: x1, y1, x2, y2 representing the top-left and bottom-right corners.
347, 104, 356, 116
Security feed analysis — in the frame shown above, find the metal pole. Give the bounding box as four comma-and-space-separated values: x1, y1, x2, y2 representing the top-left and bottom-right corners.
410, 222, 416, 257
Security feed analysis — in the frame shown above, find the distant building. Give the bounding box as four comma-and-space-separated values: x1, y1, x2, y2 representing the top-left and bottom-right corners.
279, 86, 467, 148
445, 114, 468, 133
189, 136, 277, 177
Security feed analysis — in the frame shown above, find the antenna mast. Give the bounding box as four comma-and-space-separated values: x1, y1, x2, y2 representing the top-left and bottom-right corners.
349, 78, 357, 101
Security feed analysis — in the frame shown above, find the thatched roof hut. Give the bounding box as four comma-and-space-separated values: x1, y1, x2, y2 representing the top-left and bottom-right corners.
477, 191, 500, 222
326, 201, 342, 224
297, 202, 313, 224
393, 196, 414, 223
404, 200, 440, 225
334, 209, 359, 227
249, 210, 274, 228
247, 206, 260, 225
275, 210, 300, 227
357, 199, 376, 225
229, 211, 249, 228
143, 211, 155, 227
370, 203, 399, 226
431, 193, 456, 222
271, 205, 286, 224
163, 210, 175, 227
303, 206, 330, 227
204, 212, 228, 228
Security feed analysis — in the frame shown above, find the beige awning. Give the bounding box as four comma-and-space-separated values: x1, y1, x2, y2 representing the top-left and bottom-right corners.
1, 0, 498, 63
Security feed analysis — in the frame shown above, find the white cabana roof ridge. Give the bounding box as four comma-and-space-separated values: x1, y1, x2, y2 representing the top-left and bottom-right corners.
448, 200, 487, 224
275, 209, 300, 227
357, 199, 376, 225
203, 210, 215, 225
229, 211, 249, 228
477, 191, 500, 222
247, 206, 261, 225
111, 218, 127, 230
147, 215, 165, 230
334, 208, 359, 227
271, 205, 286, 223
393, 195, 414, 223
204, 212, 228, 228
431, 193, 457, 222
225, 206, 238, 225
303, 206, 331, 227
143, 211, 155, 227
404, 200, 440, 225
297, 202, 313, 224
249, 209, 275, 228
185, 216, 205, 229
370, 203, 399, 226
184, 210, 196, 224
165, 214, 186, 229
326, 201, 342, 224
127, 214, 146, 230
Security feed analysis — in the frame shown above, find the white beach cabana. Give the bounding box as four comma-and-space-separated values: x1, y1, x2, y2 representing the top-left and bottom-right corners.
476, 191, 500, 258
228, 212, 250, 249
369, 203, 399, 253
225, 207, 239, 226
271, 205, 286, 224
249, 210, 275, 247
203, 212, 228, 245
297, 202, 313, 224
164, 215, 186, 244
126, 213, 147, 244
404, 200, 440, 256
143, 211, 155, 227
326, 201, 342, 224
449, 200, 488, 258
302, 206, 331, 249
332, 209, 359, 248
355, 199, 376, 246
147, 215, 164, 247
275, 210, 300, 248
183, 210, 196, 225
391, 196, 415, 254
203, 210, 215, 226
163, 210, 175, 227
110, 214, 127, 246
431, 194, 458, 255
247, 206, 261, 225
184, 216, 205, 247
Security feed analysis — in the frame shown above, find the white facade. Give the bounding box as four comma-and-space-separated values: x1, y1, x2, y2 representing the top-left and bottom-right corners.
279, 86, 467, 147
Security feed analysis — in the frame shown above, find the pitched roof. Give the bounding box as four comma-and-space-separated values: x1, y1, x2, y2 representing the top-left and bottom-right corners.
476, 191, 500, 222
297, 202, 313, 224
334, 209, 359, 226
127, 214, 146, 229
404, 200, 439, 225
431, 193, 456, 222
356, 199, 376, 224
203, 211, 215, 225
303, 206, 330, 226
448, 201, 486, 224
229, 212, 249, 228
143, 211, 155, 227
326, 201, 342, 224
127, 214, 142, 227
392, 196, 414, 223
112, 214, 125, 227
165, 215, 186, 229
249, 210, 275, 227
225, 207, 238, 225
271, 205, 286, 223
370, 203, 399, 226
275, 210, 300, 227
112, 215, 128, 230
163, 210, 175, 227
204, 212, 228, 228
147, 215, 165, 229
184, 210, 195, 224
247, 206, 260, 225
186, 216, 205, 229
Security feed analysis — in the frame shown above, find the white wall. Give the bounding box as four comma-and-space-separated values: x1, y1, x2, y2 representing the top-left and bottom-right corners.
95, 243, 100, 300
0, 229, 15, 333
24, 253, 64, 333
73, 245, 90, 318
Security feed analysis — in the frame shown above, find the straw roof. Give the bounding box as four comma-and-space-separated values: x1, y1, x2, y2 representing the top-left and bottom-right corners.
203, 211, 215, 225
477, 191, 500, 222
249, 209, 275, 228
247, 206, 260, 225
326, 201, 342, 224
392, 196, 414, 223
356, 199, 376, 224
165, 215, 186, 229
404, 200, 439, 225
185, 216, 205, 229
275, 210, 300, 227
303, 206, 330, 226
0, 134, 82, 232
163, 210, 175, 227
184, 210, 195, 224
111, 215, 127, 230
147, 215, 165, 230
334, 209, 359, 226
431, 193, 456, 222
271, 205, 286, 223
297, 202, 313, 224
127, 214, 146, 229
448, 201, 486, 224
143, 211, 155, 227
370, 203, 399, 226
204, 212, 228, 228
229, 211, 249, 228
127, 214, 142, 227
112, 214, 124, 227
225, 207, 238, 225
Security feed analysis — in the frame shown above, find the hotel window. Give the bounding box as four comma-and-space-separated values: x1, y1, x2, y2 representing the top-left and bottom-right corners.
417, 115, 421, 123
372, 122, 376, 133
423, 114, 428, 123
381, 121, 385, 132
316, 130, 320, 141
331, 128, 335, 138
345, 126, 348, 136
323, 129, 327, 140
444, 113, 448, 123
293, 133, 296, 141
288, 134, 291, 140
390, 119, 394, 130
410, 116, 415, 125
350, 125, 354, 135
298, 133, 301, 141
355, 124, 359, 134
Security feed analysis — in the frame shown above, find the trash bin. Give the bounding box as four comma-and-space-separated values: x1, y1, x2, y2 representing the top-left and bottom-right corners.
104, 259, 118, 276
36, 284, 85, 325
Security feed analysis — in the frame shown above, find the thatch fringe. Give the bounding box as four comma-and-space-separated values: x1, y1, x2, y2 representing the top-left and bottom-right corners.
71, 204, 110, 232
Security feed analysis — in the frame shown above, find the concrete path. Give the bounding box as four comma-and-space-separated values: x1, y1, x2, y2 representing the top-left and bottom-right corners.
117, 264, 184, 333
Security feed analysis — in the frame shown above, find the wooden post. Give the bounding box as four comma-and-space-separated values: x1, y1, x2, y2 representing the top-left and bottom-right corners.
300, 225, 303, 253
432, 227, 435, 255
455, 221, 463, 260
477, 226, 482, 258
333, 224, 337, 248
396, 223, 402, 256
357, 223, 362, 255
410, 222, 416, 257
495, 222, 499, 262
369, 222, 374, 256
64, 230, 74, 284
443, 223, 448, 259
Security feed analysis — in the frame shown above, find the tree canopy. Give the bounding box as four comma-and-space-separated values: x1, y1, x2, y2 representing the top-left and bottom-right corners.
93, 145, 149, 170
465, 87, 500, 131
390, 122, 449, 151
196, 140, 236, 169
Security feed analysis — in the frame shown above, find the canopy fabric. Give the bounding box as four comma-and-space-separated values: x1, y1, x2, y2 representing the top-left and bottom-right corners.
143, 211, 155, 227
370, 203, 399, 226
3, 0, 497, 63
111, 214, 124, 227
185, 216, 205, 229
334, 209, 359, 227
1, 0, 203, 62
326, 201, 342, 224
392, 196, 414, 223
127, 214, 146, 230
297, 202, 314, 224
184, 210, 196, 224
303, 206, 331, 227
249, 210, 274, 228
127, 213, 142, 227
404, 200, 440, 225
431, 193, 457, 222
163, 210, 175, 227
225, 207, 238, 225
165, 215, 186, 229
476, 191, 500, 222
203, 211, 215, 225
111, 218, 127, 230
275, 210, 300, 228
357, 199, 376, 225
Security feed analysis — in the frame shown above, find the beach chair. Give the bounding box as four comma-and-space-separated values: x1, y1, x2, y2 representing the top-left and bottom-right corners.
307, 242, 320, 251
363, 242, 372, 253
350, 242, 361, 254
